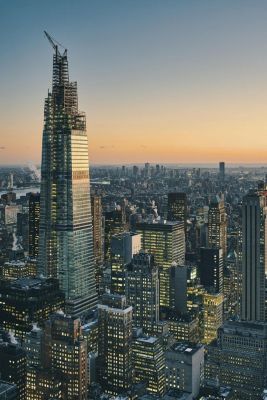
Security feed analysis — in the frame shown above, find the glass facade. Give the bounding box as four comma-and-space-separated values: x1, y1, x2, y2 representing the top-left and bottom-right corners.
38, 40, 97, 316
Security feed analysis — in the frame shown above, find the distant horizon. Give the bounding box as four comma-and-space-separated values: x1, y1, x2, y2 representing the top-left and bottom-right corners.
2, 162, 267, 169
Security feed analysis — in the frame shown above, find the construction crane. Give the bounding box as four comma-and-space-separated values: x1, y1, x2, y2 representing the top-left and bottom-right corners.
44, 31, 67, 56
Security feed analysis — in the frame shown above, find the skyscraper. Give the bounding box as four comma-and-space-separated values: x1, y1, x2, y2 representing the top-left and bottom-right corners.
203, 292, 223, 344
126, 252, 159, 333
199, 247, 223, 294
132, 335, 166, 396
91, 195, 104, 293
135, 219, 185, 307
169, 263, 198, 315
38, 32, 97, 316
0, 335, 27, 400
208, 196, 227, 259
167, 192, 187, 234
43, 313, 88, 400
28, 192, 40, 259
219, 161, 225, 180
111, 232, 141, 295
242, 190, 267, 322
104, 207, 126, 260
98, 293, 132, 396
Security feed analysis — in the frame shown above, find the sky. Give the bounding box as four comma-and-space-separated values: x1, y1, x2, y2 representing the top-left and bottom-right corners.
1, 0, 267, 165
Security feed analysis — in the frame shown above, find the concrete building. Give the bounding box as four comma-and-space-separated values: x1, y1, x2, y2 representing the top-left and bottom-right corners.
165, 342, 204, 398
0, 277, 64, 340
43, 313, 88, 400
132, 335, 166, 396
98, 293, 132, 396
205, 321, 267, 400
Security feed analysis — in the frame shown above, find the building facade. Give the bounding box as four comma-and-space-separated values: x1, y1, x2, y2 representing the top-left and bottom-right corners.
98, 293, 132, 396
242, 190, 267, 322
38, 32, 97, 316
28, 192, 40, 259
135, 220, 185, 308
208, 196, 227, 259
126, 252, 159, 334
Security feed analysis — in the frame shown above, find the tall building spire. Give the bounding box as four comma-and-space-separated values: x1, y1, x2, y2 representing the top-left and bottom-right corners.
38, 33, 97, 317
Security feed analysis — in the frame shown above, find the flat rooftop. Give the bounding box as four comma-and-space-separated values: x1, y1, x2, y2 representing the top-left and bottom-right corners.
0, 381, 17, 395
169, 341, 203, 355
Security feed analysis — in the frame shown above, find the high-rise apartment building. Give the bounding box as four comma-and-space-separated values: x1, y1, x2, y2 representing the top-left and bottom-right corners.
242, 190, 267, 322
208, 196, 227, 258
28, 193, 40, 259
135, 220, 185, 308
38, 32, 97, 317
111, 232, 141, 295
167, 192, 187, 234
98, 293, 132, 396
126, 252, 159, 334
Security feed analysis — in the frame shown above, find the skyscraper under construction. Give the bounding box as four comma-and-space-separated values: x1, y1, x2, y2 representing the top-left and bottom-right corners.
38, 32, 97, 317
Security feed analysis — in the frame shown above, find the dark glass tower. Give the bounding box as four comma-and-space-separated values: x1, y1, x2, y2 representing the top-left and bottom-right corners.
38, 32, 97, 317
28, 192, 40, 259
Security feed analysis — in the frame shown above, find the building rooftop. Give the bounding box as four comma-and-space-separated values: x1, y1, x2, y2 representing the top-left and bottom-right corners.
220, 320, 267, 338
4, 260, 26, 267
136, 336, 158, 344
0, 276, 59, 292
0, 380, 17, 396
168, 341, 203, 356
136, 219, 184, 228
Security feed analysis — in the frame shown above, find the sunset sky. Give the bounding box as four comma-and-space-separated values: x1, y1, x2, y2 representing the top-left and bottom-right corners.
1, 0, 267, 165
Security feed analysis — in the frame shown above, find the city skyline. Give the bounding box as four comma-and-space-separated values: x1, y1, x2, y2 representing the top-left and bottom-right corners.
2, 3, 267, 399
2, 1, 267, 164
